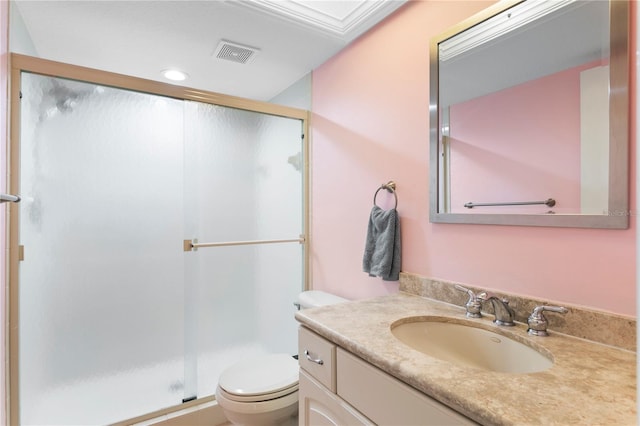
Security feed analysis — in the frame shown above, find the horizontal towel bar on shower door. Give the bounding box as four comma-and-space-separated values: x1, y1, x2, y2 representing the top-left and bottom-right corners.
184, 236, 306, 252
0, 193, 21, 203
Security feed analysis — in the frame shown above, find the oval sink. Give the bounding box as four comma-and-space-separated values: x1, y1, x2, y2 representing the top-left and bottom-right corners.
391, 318, 553, 373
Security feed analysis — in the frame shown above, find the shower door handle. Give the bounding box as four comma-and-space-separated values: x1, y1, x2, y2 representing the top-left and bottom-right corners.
0, 194, 21, 203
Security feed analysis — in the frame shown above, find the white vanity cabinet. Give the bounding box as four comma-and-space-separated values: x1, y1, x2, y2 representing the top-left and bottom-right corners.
298, 326, 476, 426
298, 326, 372, 425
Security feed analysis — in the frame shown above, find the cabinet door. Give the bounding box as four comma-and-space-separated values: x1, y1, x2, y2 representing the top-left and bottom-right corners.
299, 370, 373, 426
337, 349, 477, 425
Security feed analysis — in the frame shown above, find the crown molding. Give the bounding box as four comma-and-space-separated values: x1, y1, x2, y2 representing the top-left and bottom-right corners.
229, 0, 407, 42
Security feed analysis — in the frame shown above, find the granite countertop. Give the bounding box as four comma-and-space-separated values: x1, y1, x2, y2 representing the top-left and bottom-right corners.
295, 292, 637, 426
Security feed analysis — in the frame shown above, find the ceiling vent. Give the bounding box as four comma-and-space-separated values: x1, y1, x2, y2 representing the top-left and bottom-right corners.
214, 40, 260, 64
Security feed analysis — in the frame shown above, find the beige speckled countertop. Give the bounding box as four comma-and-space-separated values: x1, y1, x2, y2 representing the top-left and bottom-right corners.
295, 292, 637, 426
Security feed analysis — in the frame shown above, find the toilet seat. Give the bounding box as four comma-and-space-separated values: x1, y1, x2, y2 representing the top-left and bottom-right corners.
218, 353, 299, 402
217, 382, 298, 403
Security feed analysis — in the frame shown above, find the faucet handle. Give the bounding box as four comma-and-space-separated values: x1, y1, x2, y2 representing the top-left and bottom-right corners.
454, 285, 483, 318
527, 305, 568, 336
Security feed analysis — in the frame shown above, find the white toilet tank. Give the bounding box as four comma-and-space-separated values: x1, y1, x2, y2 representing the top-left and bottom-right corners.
297, 290, 348, 309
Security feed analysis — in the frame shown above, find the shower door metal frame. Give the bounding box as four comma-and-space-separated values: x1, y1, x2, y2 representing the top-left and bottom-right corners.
6, 53, 311, 426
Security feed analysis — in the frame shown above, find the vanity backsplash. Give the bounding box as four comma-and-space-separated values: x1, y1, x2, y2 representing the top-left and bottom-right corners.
399, 272, 636, 351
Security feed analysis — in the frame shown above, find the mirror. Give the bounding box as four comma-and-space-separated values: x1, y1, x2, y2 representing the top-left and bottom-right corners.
429, 0, 629, 228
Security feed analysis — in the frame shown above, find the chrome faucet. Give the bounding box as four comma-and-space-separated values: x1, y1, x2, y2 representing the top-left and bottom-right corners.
527, 305, 568, 336
454, 285, 483, 318
479, 293, 515, 326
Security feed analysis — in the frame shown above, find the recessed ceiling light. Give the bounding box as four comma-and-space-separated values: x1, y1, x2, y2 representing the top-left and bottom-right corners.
162, 69, 189, 81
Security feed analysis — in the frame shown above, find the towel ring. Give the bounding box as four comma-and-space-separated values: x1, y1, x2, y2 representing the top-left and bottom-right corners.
373, 181, 397, 209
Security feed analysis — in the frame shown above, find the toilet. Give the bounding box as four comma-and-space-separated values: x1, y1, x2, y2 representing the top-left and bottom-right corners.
215, 290, 348, 425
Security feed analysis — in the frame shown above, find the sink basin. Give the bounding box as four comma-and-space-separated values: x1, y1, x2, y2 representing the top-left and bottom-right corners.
391, 317, 553, 373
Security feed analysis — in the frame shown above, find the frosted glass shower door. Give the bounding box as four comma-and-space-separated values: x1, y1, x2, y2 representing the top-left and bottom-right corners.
183, 102, 305, 398
18, 73, 186, 425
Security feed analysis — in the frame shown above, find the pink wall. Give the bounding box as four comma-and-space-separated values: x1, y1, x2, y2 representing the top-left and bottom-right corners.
449, 64, 588, 214
310, 0, 636, 316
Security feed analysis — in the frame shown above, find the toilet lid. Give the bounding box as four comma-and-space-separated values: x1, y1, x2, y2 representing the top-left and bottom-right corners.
218, 353, 299, 397
298, 290, 347, 309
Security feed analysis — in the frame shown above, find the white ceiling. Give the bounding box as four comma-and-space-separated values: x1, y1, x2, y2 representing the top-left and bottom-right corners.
11, 0, 407, 101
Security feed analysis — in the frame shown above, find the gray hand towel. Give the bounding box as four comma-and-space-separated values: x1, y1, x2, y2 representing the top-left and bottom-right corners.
362, 205, 401, 281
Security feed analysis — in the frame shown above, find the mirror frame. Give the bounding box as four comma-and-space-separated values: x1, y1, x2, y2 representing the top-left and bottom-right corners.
429, 0, 629, 229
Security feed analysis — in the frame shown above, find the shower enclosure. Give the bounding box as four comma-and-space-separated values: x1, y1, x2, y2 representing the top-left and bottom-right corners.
7, 55, 309, 425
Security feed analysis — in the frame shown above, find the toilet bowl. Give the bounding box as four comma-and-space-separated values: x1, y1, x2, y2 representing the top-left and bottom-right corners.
216, 290, 348, 425
215, 354, 299, 426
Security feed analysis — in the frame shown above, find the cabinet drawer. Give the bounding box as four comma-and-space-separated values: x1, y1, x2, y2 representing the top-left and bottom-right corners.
337, 348, 477, 425
298, 327, 336, 392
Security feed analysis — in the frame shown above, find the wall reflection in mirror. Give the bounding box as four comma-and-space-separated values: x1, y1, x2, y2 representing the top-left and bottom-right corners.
429, 0, 629, 228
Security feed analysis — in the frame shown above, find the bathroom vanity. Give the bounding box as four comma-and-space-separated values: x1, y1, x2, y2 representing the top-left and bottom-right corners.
295, 293, 636, 425
298, 326, 476, 425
